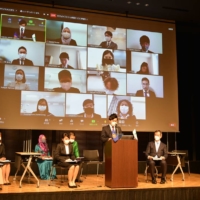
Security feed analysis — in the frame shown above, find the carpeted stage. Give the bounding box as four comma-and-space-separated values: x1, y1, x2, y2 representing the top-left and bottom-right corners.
0, 173, 200, 200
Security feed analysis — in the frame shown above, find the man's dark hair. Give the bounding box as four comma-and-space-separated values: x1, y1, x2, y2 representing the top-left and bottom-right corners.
19, 19, 27, 26
154, 130, 162, 136
82, 99, 94, 107
105, 31, 113, 37
59, 52, 69, 59
140, 35, 150, 44
62, 132, 70, 139
58, 70, 72, 81
142, 77, 150, 84
109, 113, 118, 120
18, 46, 27, 52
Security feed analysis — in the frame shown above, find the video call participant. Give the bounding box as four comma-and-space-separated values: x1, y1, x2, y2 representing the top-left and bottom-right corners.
35, 134, 56, 180
58, 52, 74, 69
53, 70, 80, 93
104, 77, 119, 95
13, 19, 27, 40
136, 62, 150, 75
116, 99, 136, 127
145, 130, 168, 184
7, 69, 30, 90
54, 26, 77, 46
77, 99, 101, 120
135, 77, 156, 98
139, 35, 153, 53
54, 133, 80, 188
0, 132, 11, 186
99, 31, 118, 50
11, 46, 34, 66
32, 98, 54, 116
69, 132, 83, 183
97, 50, 120, 71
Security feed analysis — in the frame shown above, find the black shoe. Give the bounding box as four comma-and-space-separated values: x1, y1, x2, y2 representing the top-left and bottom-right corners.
75, 179, 83, 183
152, 179, 157, 184
160, 178, 166, 184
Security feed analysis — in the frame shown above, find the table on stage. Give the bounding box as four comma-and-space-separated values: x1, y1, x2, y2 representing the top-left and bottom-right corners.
167, 151, 186, 181
14, 152, 41, 188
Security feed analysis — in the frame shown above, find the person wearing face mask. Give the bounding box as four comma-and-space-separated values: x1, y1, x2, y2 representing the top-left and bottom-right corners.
136, 62, 151, 75
32, 98, 54, 116
54, 133, 80, 188
0, 132, 11, 186
101, 113, 123, 160
145, 130, 168, 184
116, 99, 137, 129
53, 70, 80, 93
97, 50, 120, 71
99, 31, 118, 50
77, 99, 101, 120
103, 77, 119, 95
12, 46, 34, 66
139, 35, 154, 53
53, 25, 77, 46
58, 52, 74, 69
35, 134, 56, 180
7, 69, 30, 90
69, 132, 83, 183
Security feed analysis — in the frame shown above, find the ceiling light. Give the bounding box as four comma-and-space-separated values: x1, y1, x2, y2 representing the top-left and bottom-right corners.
136, 3, 140, 5
145, 4, 149, 6
127, 1, 131, 4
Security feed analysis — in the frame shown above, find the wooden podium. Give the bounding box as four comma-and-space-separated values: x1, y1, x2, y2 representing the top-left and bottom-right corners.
105, 139, 138, 188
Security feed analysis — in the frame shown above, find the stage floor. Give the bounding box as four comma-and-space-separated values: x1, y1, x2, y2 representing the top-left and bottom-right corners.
1, 173, 200, 193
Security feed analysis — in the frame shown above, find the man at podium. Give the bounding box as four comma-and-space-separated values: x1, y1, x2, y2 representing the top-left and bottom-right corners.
145, 130, 168, 184
101, 113, 122, 160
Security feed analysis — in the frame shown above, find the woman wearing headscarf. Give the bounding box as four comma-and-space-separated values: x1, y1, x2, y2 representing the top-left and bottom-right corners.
35, 134, 56, 180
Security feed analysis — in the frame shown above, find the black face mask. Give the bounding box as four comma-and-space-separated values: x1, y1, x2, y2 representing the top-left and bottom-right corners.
84, 108, 94, 115
103, 59, 114, 65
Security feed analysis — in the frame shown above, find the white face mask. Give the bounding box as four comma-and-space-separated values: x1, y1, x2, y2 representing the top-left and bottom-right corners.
111, 121, 117, 127
154, 136, 160, 141
120, 105, 129, 115
105, 36, 111, 42
64, 139, 69, 145
60, 82, 71, 91
69, 139, 74, 143
38, 105, 47, 111
62, 32, 71, 39
105, 89, 114, 95
19, 53, 26, 59
16, 74, 23, 81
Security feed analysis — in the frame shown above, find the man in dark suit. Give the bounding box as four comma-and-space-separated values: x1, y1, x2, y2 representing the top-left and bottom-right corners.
101, 113, 122, 161
99, 31, 118, 50
53, 69, 80, 93
77, 99, 101, 120
11, 46, 34, 66
135, 77, 156, 98
139, 35, 154, 53
58, 52, 74, 69
145, 130, 168, 184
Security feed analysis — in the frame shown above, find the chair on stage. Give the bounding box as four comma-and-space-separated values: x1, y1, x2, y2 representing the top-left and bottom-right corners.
48, 143, 67, 187
171, 150, 190, 175
144, 164, 160, 182
81, 150, 103, 177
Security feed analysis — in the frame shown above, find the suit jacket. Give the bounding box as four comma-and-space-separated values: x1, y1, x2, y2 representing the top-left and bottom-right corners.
99, 41, 118, 50
12, 58, 34, 66
49, 38, 77, 46
145, 141, 168, 159
53, 87, 80, 93
139, 49, 154, 53
58, 64, 74, 69
101, 124, 122, 143
135, 90, 156, 98
54, 143, 75, 163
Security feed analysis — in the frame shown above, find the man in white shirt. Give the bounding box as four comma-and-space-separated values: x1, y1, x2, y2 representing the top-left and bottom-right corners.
145, 130, 168, 184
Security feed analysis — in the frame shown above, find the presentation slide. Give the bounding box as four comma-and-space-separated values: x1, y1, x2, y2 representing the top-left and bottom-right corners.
0, 3, 179, 131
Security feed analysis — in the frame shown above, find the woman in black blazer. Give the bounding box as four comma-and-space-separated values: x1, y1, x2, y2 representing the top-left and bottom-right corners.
54, 133, 80, 188
0, 132, 11, 187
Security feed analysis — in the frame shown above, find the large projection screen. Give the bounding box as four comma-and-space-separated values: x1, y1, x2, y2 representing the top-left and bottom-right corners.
0, 2, 179, 132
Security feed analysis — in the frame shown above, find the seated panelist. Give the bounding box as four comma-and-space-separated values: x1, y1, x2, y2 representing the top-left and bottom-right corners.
145, 130, 168, 184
